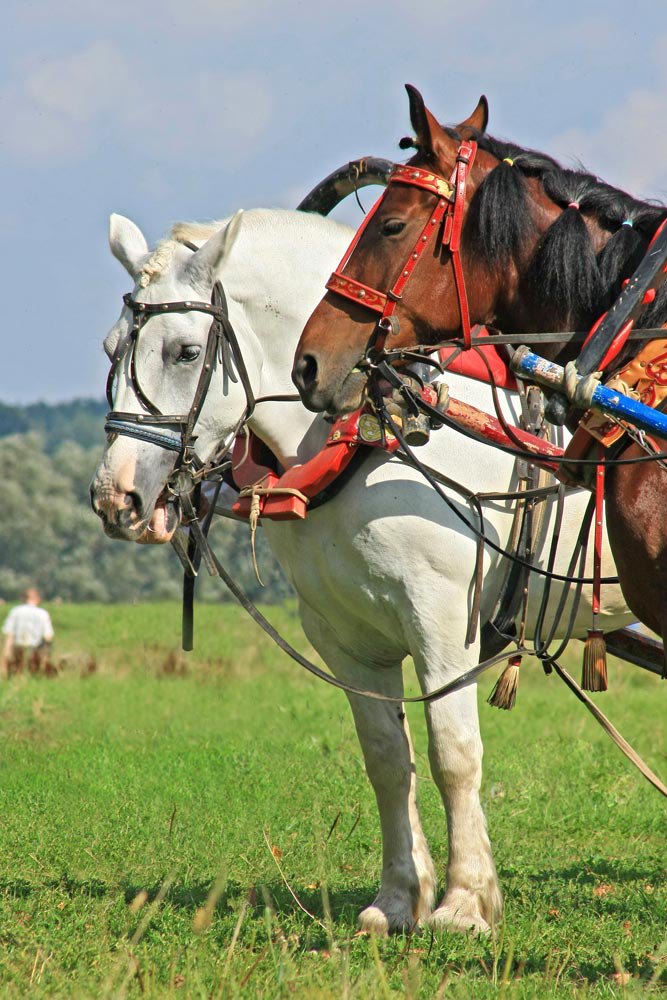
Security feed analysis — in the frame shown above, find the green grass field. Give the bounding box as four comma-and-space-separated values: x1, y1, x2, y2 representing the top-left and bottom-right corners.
1, 602, 665, 998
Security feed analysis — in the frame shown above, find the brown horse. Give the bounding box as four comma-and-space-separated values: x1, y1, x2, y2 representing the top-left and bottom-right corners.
294, 86, 667, 653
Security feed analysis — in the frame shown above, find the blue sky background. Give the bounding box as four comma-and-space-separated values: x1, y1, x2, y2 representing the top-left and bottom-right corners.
2, 0, 667, 402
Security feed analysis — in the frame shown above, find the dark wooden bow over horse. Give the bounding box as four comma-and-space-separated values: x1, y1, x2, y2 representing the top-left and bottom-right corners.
294, 85, 667, 667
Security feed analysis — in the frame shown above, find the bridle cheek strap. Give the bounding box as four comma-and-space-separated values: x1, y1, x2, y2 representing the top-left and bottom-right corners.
325, 141, 477, 353
447, 142, 476, 349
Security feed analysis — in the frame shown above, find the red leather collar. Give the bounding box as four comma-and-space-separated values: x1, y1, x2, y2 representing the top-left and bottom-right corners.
231, 407, 402, 522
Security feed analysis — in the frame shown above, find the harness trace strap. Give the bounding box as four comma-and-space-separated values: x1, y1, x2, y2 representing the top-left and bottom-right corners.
325, 142, 477, 354
202, 481, 667, 798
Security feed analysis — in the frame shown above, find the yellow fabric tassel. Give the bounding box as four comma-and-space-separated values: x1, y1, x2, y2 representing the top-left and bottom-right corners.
582, 629, 608, 691
487, 655, 521, 710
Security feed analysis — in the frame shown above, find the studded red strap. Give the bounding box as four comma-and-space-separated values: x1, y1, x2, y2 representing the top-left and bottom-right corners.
326, 272, 388, 313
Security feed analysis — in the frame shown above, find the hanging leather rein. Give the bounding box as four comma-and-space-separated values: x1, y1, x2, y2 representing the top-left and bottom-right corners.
97, 226, 667, 799
325, 141, 477, 353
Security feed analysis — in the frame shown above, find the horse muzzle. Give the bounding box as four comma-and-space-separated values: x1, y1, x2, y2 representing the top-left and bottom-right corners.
292, 350, 369, 415
90, 480, 179, 545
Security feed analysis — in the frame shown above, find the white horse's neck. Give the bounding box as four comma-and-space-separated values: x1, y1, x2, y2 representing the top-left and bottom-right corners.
217, 209, 352, 469
213, 208, 526, 472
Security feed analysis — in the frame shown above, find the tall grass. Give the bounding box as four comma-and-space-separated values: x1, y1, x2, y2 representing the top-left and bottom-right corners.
0, 602, 665, 997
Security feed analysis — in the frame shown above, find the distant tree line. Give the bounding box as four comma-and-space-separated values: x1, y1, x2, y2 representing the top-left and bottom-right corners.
0, 399, 108, 451
0, 400, 293, 604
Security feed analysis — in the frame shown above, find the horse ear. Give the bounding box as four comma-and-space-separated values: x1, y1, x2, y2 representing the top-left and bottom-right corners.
109, 214, 149, 278
457, 95, 489, 136
406, 84, 443, 153
185, 209, 244, 287
405, 84, 457, 162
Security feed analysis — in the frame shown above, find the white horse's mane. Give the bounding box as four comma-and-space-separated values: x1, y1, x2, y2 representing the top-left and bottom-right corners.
137, 219, 228, 287
170, 219, 226, 243
137, 210, 351, 287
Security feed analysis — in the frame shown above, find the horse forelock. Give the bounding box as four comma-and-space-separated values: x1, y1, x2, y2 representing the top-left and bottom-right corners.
169, 220, 228, 245
137, 239, 181, 288
134, 219, 230, 287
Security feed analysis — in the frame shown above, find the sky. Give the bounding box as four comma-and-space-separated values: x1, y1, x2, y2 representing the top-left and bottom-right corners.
2, 0, 667, 404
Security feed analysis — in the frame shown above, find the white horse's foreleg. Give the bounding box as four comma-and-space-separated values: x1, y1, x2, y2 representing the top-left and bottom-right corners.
301, 612, 436, 934
413, 651, 502, 935
349, 694, 436, 933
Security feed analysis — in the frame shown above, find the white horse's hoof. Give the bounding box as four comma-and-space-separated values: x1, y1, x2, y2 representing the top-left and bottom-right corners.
428, 887, 499, 936
428, 905, 490, 935
358, 903, 418, 936
358, 905, 390, 935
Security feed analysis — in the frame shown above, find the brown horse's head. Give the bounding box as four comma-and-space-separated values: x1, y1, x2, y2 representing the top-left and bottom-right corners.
293, 86, 509, 412
295, 86, 667, 416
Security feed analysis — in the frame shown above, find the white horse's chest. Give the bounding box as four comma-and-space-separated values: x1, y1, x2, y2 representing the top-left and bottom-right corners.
263, 448, 499, 658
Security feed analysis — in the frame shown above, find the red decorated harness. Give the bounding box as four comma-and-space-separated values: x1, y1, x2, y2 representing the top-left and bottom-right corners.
229, 139, 542, 528
231, 390, 438, 522
229, 143, 666, 526
325, 142, 478, 353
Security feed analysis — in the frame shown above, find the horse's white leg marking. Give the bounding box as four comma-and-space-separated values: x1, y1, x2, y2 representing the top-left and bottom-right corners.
412, 646, 501, 935
300, 609, 435, 934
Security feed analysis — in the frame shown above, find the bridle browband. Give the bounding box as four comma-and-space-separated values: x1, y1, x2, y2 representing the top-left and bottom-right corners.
325, 141, 477, 355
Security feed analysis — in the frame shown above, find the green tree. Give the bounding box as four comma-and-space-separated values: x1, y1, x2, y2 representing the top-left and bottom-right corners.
0, 432, 293, 605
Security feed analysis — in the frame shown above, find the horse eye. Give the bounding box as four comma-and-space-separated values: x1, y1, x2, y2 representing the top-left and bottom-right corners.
380, 218, 407, 237
178, 345, 201, 363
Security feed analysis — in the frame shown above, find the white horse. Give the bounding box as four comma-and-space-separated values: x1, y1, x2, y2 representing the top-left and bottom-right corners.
91, 207, 631, 935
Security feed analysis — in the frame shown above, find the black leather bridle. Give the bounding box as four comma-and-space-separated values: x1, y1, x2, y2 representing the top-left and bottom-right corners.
103, 272, 300, 592
105, 280, 256, 489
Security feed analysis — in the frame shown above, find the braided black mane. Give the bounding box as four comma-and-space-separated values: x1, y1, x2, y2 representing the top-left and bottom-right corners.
431, 127, 667, 332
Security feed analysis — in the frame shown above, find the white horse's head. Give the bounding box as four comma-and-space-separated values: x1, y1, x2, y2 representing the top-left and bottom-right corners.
90, 210, 258, 543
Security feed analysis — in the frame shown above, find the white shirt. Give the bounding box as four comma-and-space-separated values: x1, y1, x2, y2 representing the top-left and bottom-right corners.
2, 604, 54, 647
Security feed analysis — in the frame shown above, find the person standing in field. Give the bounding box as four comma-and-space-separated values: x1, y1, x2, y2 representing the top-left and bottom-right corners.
1, 588, 54, 677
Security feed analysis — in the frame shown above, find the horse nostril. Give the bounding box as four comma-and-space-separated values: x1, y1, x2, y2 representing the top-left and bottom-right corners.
90, 486, 107, 521
126, 491, 143, 517
293, 354, 318, 394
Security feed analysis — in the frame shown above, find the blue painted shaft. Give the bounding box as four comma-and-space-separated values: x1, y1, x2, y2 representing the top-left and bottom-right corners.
512, 350, 667, 439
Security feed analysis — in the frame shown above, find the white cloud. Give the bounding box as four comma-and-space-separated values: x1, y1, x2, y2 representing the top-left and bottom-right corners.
14, 0, 308, 41
549, 36, 667, 202
0, 41, 273, 165
24, 41, 131, 121
551, 96, 667, 200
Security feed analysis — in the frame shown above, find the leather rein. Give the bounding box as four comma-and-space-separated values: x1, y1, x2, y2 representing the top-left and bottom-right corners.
97, 196, 667, 797
325, 141, 477, 355
101, 273, 520, 705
